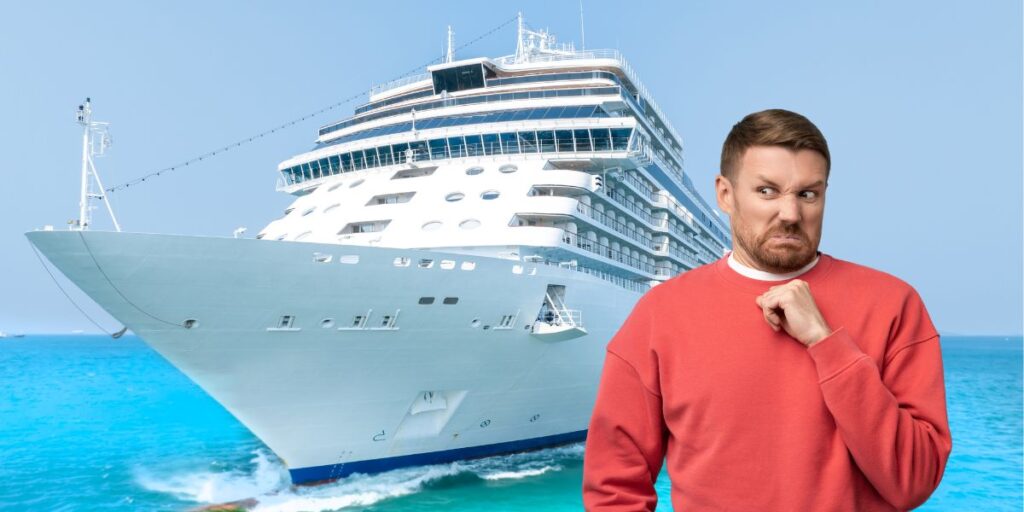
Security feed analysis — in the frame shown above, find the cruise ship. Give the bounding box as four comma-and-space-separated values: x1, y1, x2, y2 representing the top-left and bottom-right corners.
27, 17, 730, 485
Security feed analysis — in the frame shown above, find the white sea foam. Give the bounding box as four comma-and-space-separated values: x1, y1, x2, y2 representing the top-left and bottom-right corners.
138, 443, 585, 511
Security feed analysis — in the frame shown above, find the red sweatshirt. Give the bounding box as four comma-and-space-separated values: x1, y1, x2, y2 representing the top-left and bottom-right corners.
583, 253, 952, 511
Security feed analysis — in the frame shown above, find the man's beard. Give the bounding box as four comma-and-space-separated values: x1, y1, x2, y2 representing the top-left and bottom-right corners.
734, 221, 818, 273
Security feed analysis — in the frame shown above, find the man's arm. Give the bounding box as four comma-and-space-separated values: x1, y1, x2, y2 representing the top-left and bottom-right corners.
758, 281, 952, 510
583, 297, 668, 511
808, 328, 951, 510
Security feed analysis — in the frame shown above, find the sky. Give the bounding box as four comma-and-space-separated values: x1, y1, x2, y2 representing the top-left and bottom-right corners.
0, 1, 1020, 335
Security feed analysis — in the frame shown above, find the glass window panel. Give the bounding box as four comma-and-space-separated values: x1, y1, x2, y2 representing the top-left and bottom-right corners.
511, 109, 530, 121
364, 148, 378, 168
328, 155, 341, 174
464, 134, 483, 156
591, 128, 612, 151
555, 130, 575, 152
318, 159, 330, 177
611, 128, 632, 151
391, 143, 408, 164
429, 138, 449, 160
448, 136, 466, 158
518, 131, 538, 153
352, 151, 365, 170
574, 129, 592, 152
482, 133, 500, 155
500, 132, 520, 153
497, 111, 514, 122
527, 108, 547, 120
537, 130, 556, 152
380, 146, 394, 166
340, 152, 352, 172
409, 141, 429, 161
543, 107, 562, 119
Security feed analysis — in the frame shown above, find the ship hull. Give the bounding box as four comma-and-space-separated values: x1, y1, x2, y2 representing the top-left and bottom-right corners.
26, 230, 640, 483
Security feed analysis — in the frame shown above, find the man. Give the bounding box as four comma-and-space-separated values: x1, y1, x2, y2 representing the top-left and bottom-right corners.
582, 109, 952, 511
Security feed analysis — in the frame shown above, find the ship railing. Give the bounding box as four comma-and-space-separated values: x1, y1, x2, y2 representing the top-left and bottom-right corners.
559, 229, 656, 275
531, 258, 649, 293
574, 201, 655, 250
370, 73, 431, 97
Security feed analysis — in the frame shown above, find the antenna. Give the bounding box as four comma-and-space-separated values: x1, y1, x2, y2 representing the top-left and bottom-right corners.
446, 25, 455, 63
73, 98, 121, 232
579, 0, 586, 51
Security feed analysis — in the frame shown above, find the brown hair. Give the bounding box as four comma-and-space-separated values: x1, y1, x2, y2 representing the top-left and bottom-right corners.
720, 109, 831, 181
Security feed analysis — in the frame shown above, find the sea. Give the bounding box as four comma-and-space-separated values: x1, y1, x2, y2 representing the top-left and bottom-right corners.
0, 335, 1020, 511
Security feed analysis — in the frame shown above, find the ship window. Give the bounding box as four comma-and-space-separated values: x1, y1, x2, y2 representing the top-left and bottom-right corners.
499, 164, 518, 174
418, 296, 435, 305
555, 130, 575, 152
574, 129, 593, 152
321, 318, 334, 328
302, 207, 316, 216
313, 252, 332, 263
448, 136, 466, 158
278, 315, 295, 328
393, 256, 411, 267
460, 261, 476, 270
459, 219, 481, 230
537, 131, 556, 152
591, 129, 612, 151
350, 179, 364, 188
393, 166, 437, 179
339, 255, 359, 264
432, 63, 485, 94
500, 132, 520, 153
518, 132, 537, 152
443, 297, 459, 305
275, 234, 287, 241
284, 206, 296, 215
465, 166, 484, 176
255, 233, 266, 240
482, 133, 500, 155
418, 258, 435, 268
446, 192, 465, 202
429, 138, 449, 160
464, 135, 483, 156
481, 190, 500, 200
611, 128, 632, 151
182, 319, 199, 329
440, 260, 456, 270
324, 203, 340, 213
422, 221, 442, 231
328, 182, 344, 192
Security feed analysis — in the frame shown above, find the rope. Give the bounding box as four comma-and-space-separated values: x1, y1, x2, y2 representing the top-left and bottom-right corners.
105, 14, 519, 194
77, 232, 183, 328
29, 241, 113, 336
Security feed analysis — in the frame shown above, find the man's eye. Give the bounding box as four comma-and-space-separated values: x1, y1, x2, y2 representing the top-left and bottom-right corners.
799, 190, 819, 200
757, 187, 777, 196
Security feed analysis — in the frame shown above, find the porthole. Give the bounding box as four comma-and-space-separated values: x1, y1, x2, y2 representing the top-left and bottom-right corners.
328, 182, 344, 192
284, 206, 296, 215
465, 166, 484, 176
499, 164, 518, 174
480, 190, 500, 200
443, 297, 459, 305
445, 192, 465, 202
275, 234, 287, 241
422, 221, 442, 231
182, 319, 199, 329
459, 219, 481, 230
323, 203, 340, 214
471, 319, 481, 328
255, 233, 266, 240
418, 297, 435, 305
321, 318, 335, 328
349, 179, 364, 188
295, 231, 312, 241
301, 207, 316, 216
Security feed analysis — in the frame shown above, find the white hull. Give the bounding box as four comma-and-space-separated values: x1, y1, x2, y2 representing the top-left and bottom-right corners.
27, 230, 640, 482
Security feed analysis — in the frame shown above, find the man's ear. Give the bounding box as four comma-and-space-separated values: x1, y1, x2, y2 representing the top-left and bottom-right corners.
715, 174, 734, 215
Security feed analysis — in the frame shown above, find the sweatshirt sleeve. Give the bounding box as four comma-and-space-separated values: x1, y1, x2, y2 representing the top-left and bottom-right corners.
806, 290, 952, 511
582, 296, 668, 512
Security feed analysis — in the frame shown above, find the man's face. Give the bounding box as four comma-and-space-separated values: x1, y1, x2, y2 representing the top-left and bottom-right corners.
715, 145, 828, 273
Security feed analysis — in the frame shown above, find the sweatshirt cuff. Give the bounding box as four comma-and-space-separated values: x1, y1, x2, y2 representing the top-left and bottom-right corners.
806, 327, 869, 383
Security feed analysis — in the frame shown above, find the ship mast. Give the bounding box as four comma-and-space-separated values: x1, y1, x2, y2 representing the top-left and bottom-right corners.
73, 98, 120, 232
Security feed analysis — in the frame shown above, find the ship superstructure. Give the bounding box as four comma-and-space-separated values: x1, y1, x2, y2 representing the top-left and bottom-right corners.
27, 17, 729, 484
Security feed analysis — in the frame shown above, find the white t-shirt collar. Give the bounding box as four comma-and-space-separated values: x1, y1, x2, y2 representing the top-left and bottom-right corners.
726, 250, 819, 281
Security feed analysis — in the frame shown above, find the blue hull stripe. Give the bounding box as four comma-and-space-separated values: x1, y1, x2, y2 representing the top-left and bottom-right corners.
289, 429, 588, 484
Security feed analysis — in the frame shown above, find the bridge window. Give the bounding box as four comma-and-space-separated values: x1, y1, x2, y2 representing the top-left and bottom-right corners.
432, 63, 485, 94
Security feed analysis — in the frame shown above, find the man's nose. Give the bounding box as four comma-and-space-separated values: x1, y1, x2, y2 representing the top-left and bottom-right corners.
777, 193, 801, 223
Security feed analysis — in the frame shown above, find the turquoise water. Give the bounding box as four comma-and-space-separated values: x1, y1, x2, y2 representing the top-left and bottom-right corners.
0, 335, 1019, 511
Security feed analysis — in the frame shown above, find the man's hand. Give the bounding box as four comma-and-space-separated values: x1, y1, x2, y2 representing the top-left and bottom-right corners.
755, 279, 833, 347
